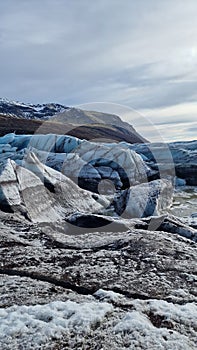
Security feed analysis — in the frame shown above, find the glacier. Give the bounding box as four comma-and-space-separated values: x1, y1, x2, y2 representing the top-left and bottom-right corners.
0, 132, 197, 350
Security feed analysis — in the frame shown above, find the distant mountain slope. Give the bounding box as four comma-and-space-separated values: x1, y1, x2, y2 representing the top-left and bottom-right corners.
55, 107, 138, 134
0, 98, 148, 143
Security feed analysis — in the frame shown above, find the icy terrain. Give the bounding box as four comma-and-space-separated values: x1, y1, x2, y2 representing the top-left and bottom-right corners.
0, 132, 196, 349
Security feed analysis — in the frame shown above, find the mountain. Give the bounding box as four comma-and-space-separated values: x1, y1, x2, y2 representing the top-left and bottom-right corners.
0, 98, 68, 120
0, 98, 147, 143
53, 107, 141, 136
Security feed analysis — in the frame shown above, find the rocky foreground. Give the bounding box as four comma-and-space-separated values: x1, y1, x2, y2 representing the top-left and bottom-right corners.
0, 211, 197, 349
0, 133, 197, 349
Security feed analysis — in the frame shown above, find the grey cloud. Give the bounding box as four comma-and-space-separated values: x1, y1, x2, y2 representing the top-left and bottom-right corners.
0, 0, 197, 141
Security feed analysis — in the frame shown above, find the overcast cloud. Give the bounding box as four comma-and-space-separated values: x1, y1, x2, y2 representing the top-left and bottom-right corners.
0, 0, 197, 141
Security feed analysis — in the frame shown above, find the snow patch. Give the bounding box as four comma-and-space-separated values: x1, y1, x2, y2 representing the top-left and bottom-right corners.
0, 300, 113, 348
94, 289, 124, 302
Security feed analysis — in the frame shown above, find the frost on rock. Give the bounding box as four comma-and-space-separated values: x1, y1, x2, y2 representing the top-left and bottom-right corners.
114, 299, 197, 350
114, 310, 195, 350
0, 209, 196, 349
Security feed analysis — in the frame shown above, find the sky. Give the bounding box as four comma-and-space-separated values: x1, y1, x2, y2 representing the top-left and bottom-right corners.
0, 0, 197, 141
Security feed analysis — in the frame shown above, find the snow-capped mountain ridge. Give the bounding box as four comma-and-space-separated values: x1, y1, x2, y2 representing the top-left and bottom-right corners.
0, 98, 69, 120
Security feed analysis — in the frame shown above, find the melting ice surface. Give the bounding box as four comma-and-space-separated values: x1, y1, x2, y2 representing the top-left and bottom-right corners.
169, 187, 197, 226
